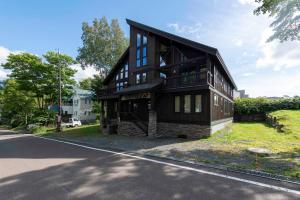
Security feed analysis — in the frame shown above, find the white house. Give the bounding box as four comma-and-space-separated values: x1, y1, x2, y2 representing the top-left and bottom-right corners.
62, 88, 97, 123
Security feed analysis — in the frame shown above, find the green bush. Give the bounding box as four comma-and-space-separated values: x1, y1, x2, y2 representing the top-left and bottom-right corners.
234, 97, 300, 115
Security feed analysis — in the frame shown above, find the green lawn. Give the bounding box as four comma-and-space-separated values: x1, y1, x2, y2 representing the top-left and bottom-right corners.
206, 122, 300, 153
36, 124, 101, 138
269, 109, 300, 135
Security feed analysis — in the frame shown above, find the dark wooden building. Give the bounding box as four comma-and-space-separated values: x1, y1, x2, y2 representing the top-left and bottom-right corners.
98, 19, 237, 138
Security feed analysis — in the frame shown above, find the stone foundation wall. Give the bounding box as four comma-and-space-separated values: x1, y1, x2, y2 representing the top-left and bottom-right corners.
156, 122, 211, 139
211, 118, 232, 134
117, 121, 147, 137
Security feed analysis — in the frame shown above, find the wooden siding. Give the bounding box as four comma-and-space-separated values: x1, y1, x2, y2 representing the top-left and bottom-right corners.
156, 90, 210, 125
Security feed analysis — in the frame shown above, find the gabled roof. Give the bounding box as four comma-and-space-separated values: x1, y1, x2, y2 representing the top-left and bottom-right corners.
126, 19, 237, 89
103, 47, 129, 85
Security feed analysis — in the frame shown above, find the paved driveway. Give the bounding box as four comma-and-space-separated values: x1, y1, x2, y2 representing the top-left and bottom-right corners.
0, 129, 299, 200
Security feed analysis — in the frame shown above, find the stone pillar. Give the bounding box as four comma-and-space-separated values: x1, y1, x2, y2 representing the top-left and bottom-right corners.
148, 110, 157, 138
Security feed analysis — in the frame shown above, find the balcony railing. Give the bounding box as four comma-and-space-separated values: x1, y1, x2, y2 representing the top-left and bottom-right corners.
162, 71, 212, 89
96, 87, 117, 98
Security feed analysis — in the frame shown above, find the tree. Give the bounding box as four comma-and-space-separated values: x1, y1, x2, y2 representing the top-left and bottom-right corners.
1, 79, 36, 127
77, 17, 128, 71
79, 78, 93, 90
254, 0, 300, 42
2, 52, 77, 108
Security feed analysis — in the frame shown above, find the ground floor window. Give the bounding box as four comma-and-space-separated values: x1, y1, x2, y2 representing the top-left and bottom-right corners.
184, 95, 191, 113
195, 95, 202, 113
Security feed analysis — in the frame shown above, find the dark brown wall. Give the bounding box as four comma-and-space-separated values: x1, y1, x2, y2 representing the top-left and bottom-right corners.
129, 26, 157, 85
156, 90, 210, 125
210, 90, 233, 121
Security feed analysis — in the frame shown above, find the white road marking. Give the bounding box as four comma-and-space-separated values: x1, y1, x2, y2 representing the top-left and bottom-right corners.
31, 135, 300, 195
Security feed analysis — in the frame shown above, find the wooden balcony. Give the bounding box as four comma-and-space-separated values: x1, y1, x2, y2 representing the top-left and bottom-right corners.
96, 87, 117, 99
162, 71, 213, 90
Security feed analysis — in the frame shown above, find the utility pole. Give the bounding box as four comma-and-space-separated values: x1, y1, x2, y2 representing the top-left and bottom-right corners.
56, 49, 62, 132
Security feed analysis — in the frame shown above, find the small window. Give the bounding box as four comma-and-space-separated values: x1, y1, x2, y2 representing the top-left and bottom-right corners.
120, 82, 124, 90
214, 94, 219, 106
175, 96, 180, 113
195, 95, 202, 113
136, 74, 141, 84
141, 72, 147, 83
143, 35, 147, 45
116, 74, 119, 80
137, 33, 141, 47
184, 95, 191, 113
125, 71, 128, 78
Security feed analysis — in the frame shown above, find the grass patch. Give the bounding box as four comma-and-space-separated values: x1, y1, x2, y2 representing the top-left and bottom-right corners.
269, 109, 300, 134
207, 122, 300, 153
36, 124, 101, 138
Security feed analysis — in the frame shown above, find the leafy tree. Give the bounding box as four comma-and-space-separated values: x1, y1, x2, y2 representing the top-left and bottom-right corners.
254, 0, 300, 42
77, 17, 128, 71
2, 52, 77, 108
43, 51, 77, 105
1, 79, 36, 127
79, 78, 93, 90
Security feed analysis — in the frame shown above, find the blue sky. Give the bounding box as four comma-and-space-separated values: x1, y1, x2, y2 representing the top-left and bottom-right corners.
0, 0, 299, 97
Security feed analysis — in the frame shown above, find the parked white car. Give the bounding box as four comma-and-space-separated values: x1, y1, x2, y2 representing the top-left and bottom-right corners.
63, 118, 82, 128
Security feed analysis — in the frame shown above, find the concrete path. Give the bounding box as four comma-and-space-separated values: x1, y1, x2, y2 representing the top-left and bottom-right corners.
0, 129, 299, 200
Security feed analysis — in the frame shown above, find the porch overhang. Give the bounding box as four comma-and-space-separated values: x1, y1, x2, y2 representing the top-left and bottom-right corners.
115, 81, 162, 95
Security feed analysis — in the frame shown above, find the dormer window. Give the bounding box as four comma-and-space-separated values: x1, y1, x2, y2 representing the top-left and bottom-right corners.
136, 33, 147, 67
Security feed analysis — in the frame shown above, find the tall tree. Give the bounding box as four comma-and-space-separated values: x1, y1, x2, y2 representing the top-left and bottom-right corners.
254, 0, 300, 42
77, 17, 128, 72
2, 52, 77, 109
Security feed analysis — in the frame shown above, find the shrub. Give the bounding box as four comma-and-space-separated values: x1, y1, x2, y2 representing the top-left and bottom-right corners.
234, 97, 300, 115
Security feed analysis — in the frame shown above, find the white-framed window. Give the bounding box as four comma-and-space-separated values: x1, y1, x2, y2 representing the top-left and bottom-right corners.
195, 95, 202, 113
184, 95, 191, 113
175, 96, 180, 113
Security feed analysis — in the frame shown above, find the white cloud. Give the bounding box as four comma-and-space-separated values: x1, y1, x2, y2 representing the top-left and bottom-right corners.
233, 38, 243, 46
70, 64, 99, 82
167, 23, 202, 34
240, 71, 300, 97
0, 46, 23, 80
256, 29, 300, 71
241, 72, 254, 77
237, 0, 257, 6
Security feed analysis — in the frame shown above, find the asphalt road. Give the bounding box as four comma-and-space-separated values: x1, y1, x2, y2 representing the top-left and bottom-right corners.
0, 129, 299, 200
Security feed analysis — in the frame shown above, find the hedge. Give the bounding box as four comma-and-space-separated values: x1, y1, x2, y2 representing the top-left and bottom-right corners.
234, 97, 300, 115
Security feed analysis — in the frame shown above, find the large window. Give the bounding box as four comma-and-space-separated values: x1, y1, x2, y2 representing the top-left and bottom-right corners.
195, 95, 202, 113
115, 62, 128, 91
175, 96, 180, 112
136, 33, 147, 67
184, 95, 191, 113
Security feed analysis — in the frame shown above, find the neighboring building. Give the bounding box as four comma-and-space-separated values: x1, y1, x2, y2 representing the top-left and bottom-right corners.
97, 19, 237, 138
234, 89, 249, 99
62, 88, 96, 123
